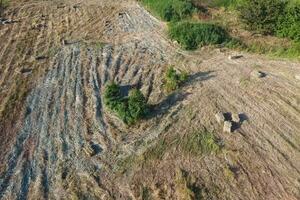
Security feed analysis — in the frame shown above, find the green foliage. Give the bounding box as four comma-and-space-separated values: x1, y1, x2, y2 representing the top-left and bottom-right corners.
104, 82, 122, 110
164, 67, 188, 92
169, 21, 230, 50
128, 89, 149, 122
104, 82, 149, 125
141, 0, 196, 22
209, 0, 242, 8
180, 131, 221, 156
238, 0, 287, 34
276, 3, 300, 42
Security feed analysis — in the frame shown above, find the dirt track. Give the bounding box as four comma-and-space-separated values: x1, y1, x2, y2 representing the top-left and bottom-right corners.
0, 0, 300, 199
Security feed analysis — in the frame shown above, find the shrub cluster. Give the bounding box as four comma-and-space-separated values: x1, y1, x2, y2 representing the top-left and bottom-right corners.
169, 22, 230, 50
238, 0, 300, 42
164, 67, 188, 92
238, 0, 286, 34
276, 4, 300, 42
104, 82, 149, 125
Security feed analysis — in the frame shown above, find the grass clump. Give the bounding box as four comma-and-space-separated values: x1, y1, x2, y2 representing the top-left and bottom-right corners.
104, 82, 149, 125
164, 66, 188, 92
179, 131, 221, 156
140, 0, 196, 21
169, 21, 231, 50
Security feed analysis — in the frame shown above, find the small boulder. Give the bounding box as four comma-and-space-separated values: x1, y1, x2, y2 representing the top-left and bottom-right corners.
251, 70, 265, 79
223, 121, 233, 133
295, 75, 300, 81
232, 113, 240, 123
215, 112, 225, 124
228, 55, 243, 60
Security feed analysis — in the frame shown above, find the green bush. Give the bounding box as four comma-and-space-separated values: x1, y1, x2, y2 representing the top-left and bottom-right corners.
141, 0, 196, 22
276, 4, 300, 42
104, 82, 122, 110
169, 22, 230, 50
128, 89, 149, 122
104, 82, 149, 124
165, 67, 188, 92
238, 0, 287, 34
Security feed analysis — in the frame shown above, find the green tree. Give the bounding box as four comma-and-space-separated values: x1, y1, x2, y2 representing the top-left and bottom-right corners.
128, 89, 149, 122
104, 82, 122, 110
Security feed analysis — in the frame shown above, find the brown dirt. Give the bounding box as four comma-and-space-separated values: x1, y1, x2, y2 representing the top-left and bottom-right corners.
0, 0, 299, 199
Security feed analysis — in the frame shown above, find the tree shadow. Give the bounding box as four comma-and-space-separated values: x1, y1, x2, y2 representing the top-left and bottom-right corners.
147, 70, 216, 119
119, 84, 139, 97
185, 70, 216, 87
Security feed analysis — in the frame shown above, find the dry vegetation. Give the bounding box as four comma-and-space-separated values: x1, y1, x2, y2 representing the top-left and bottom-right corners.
0, 0, 300, 199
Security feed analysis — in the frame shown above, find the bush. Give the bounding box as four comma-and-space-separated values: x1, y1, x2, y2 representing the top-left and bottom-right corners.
169, 22, 230, 50
104, 82, 149, 124
165, 67, 188, 92
104, 82, 122, 110
128, 89, 149, 122
276, 4, 300, 42
141, 0, 196, 22
238, 0, 287, 34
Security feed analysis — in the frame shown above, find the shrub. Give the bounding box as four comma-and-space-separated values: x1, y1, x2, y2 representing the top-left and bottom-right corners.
276, 4, 300, 42
128, 89, 149, 122
169, 22, 230, 50
238, 0, 287, 34
104, 82, 149, 124
141, 0, 196, 22
165, 67, 188, 92
104, 82, 122, 110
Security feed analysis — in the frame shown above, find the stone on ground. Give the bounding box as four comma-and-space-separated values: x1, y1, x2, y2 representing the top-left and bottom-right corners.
223, 121, 233, 133
215, 112, 225, 124
232, 113, 240, 123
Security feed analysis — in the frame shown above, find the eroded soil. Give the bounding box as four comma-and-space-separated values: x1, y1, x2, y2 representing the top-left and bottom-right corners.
0, 0, 299, 199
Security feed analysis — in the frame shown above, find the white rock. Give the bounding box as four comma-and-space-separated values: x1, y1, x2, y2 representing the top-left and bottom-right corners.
295, 75, 300, 80
223, 121, 233, 133
232, 113, 240, 123
215, 112, 225, 124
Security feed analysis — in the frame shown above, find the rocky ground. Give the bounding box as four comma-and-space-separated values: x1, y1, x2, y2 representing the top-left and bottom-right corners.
0, 0, 299, 199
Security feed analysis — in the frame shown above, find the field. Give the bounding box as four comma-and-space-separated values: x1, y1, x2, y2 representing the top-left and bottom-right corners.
0, 0, 300, 199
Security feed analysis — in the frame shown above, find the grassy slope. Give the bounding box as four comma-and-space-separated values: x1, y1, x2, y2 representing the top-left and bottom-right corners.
140, 0, 300, 59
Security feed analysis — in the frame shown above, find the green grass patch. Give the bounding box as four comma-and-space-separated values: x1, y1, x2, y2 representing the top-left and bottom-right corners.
242, 41, 300, 59
169, 21, 231, 50
164, 66, 188, 92
179, 131, 221, 156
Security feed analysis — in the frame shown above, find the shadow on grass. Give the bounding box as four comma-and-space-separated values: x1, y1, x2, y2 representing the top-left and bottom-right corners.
147, 70, 216, 119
